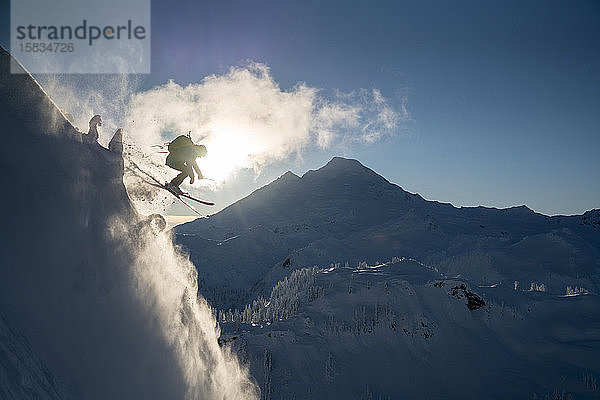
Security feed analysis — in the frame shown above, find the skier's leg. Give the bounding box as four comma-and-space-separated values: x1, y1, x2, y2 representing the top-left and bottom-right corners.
170, 172, 187, 187
169, 164, 193, 187
167, 155, 188, 187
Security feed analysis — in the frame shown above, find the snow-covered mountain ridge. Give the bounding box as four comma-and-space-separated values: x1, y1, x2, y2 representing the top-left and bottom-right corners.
173, 150, 600, 398
176, 156, 600, 309
218, 256, 600, 399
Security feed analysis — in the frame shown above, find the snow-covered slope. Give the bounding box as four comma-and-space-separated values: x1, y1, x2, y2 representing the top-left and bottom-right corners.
176, 157, 600, 309
219, 258, 600, 399
173, 148, 599, 398
0, 47, 257, 399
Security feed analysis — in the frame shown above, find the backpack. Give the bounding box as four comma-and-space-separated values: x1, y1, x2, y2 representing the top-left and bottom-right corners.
168, 135, 194, 152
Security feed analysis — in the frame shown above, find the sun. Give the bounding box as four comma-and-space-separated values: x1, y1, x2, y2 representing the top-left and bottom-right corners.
195, 126, 258, 182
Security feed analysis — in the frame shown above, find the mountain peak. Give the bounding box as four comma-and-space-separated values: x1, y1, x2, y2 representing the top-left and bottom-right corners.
301, 156, 390, 187
303, 156, 372, 175
322, 156, 365, 171
280, 171, 300, 180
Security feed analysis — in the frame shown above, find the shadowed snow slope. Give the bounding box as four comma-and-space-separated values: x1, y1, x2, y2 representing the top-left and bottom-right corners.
0, 47, 258, 399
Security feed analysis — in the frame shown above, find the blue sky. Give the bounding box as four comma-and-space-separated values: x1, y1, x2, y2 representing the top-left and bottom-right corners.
2, 0, 599, 215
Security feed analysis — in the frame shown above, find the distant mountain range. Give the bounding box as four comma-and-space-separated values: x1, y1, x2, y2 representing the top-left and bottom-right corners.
175, 156, 600, 309
176, 157, 600, 399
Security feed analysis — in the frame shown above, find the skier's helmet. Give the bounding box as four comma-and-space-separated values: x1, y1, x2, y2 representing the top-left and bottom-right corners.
195, 144, 207, 157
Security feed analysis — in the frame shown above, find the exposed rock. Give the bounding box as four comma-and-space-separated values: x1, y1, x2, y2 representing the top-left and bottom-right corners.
449, 284, 486, 310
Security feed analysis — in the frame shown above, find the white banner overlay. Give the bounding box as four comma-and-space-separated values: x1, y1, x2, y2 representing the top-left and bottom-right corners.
11, 0, 150, 74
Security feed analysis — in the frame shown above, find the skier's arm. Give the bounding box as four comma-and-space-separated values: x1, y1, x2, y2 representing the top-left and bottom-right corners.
191, 159, 203, 180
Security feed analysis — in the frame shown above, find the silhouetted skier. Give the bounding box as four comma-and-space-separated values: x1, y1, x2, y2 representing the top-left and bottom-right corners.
164, 132, 207, 195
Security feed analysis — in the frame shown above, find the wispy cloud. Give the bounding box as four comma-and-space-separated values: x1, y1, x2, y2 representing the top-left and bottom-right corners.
125, 62, 410, 178
38, 61, 411, 189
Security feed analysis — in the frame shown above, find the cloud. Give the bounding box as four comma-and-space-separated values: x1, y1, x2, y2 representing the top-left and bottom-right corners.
37, 62, 410, 195
125, 62, 409, 179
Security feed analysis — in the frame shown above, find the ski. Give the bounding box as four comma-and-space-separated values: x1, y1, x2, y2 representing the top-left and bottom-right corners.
125, 159, 215, 215
145, 180, 214, 206
178, 191, 215, 206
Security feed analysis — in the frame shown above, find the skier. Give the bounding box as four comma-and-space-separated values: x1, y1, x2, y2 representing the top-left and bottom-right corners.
164, 132, 207, 195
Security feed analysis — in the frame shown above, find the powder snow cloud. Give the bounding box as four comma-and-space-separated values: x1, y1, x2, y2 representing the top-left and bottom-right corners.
125, 62, 410, 177
38, 61, 410, 185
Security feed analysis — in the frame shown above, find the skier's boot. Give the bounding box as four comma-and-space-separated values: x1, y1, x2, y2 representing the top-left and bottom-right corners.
164, 182, 184, 196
